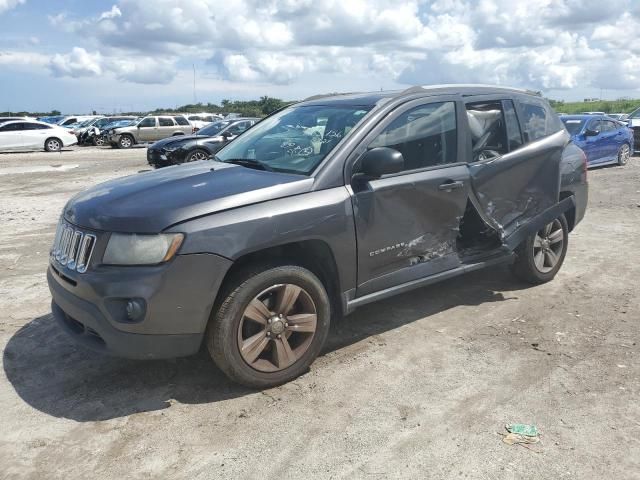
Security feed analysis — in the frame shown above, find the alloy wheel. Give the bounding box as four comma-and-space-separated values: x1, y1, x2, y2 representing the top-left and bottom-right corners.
532, 219, 564, 273
47, 139, 61, 151
619, 144, 630, 165
189, 150, 208, 161
120, 137, 132, 148
237, 283, 317, 372
94, 136, 105, 146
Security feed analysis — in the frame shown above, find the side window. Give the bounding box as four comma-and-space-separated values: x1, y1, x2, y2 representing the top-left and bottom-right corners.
0, 123, 23, 132
159, 117, 174, 127
174, 116, 189, 126
23, 123, 51, 130
503, 100, 523, 150
588, 119, 601, 133
139, 117, 156, 128
519, 99, 562, 142
231, 121, 250, 134
368, 101, 457, 171
602, 120, 616, 132
465, 101, 508, 161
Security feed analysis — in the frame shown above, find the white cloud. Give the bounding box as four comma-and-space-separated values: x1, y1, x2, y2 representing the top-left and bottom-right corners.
7, 0, 640, 97
98, 5, 121, 21
50, 47, 103, 77
0, 0, 24, 15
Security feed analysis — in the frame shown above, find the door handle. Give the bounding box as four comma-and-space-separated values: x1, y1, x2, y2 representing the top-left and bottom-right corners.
438, 181, 464, 191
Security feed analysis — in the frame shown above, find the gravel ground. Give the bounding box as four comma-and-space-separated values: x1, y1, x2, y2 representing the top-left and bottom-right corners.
0, 146, 639, 479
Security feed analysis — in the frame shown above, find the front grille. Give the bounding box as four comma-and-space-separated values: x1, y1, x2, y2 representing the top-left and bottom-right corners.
51, 220, 96, 273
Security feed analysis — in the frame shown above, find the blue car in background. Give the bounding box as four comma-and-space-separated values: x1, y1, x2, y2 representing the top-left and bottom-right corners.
561, 115, 633, 167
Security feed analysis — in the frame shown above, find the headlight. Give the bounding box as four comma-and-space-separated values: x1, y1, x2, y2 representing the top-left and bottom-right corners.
103, 233, 184, 265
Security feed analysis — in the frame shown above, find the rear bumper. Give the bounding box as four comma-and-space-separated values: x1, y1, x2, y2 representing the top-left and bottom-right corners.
47, 253, 232, 359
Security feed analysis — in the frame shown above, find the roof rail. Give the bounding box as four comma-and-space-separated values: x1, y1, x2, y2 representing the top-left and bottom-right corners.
417, 84, 540, 96
303, 91, 360, 101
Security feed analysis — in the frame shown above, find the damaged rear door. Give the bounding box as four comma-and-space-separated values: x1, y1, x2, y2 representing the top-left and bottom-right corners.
349, 97, 470, 296
464, 96, 568, 242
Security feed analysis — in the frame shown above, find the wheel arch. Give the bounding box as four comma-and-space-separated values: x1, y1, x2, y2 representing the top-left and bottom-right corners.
44, 136, 62, 151
213, 239, 344, 319
559, 191, 576, 232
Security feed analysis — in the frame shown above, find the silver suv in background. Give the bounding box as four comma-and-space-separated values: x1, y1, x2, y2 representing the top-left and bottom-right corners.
107, 115, 192, 148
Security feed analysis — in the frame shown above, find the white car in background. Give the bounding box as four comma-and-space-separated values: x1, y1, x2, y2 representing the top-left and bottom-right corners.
0, 120, 78, 152
186, 113, 223, 131
57, 115, 100, 127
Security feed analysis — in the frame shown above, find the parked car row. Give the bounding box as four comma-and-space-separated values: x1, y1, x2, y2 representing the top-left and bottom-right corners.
147, 117, 259, 167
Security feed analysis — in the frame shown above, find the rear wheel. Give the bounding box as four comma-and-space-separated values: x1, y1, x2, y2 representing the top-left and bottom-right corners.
44, 137, 62, 152
118, 134, 134, 149
207, 265, 331, 388
185, 149, 209, 163
618, 143, 630, 166
511, 215, 568, 284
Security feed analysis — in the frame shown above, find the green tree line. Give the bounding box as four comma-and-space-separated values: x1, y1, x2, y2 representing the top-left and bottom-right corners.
1, 96, 292, 117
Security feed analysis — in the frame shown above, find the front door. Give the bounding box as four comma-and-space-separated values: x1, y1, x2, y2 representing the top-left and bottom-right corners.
582, 119, 606, 164
137, 117, 157, 142
350, 98, 470, 296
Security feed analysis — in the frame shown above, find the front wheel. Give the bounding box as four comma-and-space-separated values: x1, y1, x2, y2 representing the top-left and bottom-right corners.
44, 137, 62, 152
185, 149, 209, 163
511, 214, 569, 284
93, 135, 105, 146
207, 265, 331, 388
118, 135, 134, 149
618, 143, 630, 166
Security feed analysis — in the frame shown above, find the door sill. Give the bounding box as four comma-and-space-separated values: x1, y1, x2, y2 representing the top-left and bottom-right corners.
345, 252, 513, 314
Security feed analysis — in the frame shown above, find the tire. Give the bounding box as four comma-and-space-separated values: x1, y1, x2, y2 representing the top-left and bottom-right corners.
207, 265, 331, 388
511, 214, 569, 284
44, 137, 62, 152
93, 136, 105, 146
118, 134, 134, 149
185, 149, 210, 163
618, 143, 630, 166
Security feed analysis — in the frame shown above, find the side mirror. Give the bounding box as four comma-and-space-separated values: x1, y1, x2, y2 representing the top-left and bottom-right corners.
221, 130, 233, 139
356, 147, 404, 180
584, 128, 599, 137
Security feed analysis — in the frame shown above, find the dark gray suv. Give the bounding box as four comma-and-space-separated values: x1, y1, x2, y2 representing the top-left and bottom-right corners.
48, 85, 588, 387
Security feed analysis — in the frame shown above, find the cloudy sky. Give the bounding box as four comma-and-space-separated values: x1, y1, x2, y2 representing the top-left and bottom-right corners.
1, 0, 639, 113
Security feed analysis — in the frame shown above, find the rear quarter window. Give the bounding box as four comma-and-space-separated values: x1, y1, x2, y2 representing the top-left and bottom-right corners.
174, 116, 190, 126
519, 99, 563, 142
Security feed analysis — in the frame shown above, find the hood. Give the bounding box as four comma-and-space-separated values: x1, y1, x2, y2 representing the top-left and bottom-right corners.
150, 134, 222, 150
64, 161, 313, 233
151, 135, 200, 149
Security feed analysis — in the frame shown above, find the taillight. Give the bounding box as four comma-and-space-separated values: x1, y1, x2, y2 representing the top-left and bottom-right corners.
581, 149, 588, 177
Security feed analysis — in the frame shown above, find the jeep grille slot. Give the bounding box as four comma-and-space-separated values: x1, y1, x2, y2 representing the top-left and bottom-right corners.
51, 220, 96, 273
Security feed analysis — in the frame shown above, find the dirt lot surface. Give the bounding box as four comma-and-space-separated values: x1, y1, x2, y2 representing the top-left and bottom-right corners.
1, 146, 639, 479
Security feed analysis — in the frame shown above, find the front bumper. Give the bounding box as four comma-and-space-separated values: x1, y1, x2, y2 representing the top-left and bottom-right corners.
147, 147, 183, 168
48, 253, 232, 359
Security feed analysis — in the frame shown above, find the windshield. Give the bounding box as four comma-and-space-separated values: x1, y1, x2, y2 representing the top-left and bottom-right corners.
198, 120, 232, 136
630, 107, 640, 119
561, 118, 585, 135
215, 105, 371, 175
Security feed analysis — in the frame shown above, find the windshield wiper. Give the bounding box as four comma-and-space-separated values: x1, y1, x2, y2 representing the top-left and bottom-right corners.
214, 157, 272, 171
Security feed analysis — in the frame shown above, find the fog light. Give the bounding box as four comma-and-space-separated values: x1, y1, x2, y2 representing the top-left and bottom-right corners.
126, 299, 145, 321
